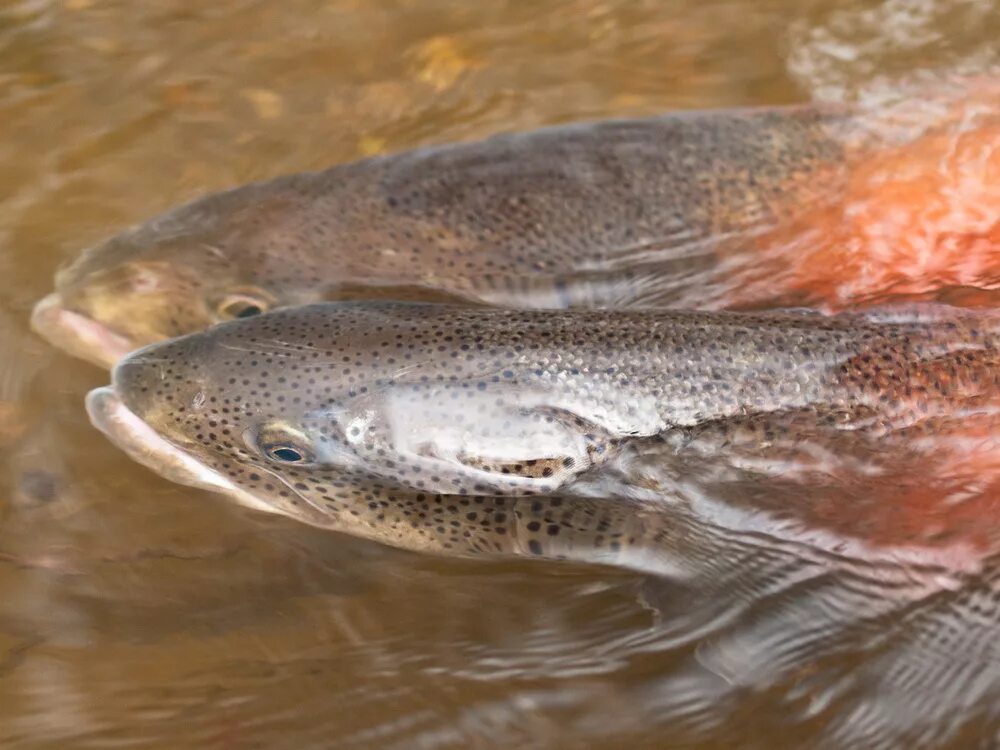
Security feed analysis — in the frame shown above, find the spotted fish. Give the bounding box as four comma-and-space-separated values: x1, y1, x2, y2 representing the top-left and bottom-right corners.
85, 302, 1000, 566
33, 105, 847, 368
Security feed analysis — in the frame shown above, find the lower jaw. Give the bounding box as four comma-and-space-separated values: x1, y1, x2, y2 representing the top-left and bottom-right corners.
31, 293, 136, 369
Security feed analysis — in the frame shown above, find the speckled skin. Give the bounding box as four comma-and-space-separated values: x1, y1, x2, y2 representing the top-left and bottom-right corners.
101, 302, 1000, 562
47, 106, 845, 361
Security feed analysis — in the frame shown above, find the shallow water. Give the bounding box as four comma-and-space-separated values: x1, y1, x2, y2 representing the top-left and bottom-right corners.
4, 0, 1000, 748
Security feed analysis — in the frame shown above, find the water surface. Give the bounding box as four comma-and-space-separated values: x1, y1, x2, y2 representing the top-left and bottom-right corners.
3, 1, 1000, 747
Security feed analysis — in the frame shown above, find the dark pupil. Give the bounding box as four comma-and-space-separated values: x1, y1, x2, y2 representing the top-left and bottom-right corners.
235, 304, 263, 318
270, 446, 303, 462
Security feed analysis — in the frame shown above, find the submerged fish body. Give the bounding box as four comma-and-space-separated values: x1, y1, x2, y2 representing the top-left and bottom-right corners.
32, 77, 1000, 371
87, 302, 1000, 567
33, 106, 846, 367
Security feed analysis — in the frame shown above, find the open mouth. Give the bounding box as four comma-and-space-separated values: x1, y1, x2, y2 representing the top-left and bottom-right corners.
31, 293, 136, 369
85, 385, 282, 515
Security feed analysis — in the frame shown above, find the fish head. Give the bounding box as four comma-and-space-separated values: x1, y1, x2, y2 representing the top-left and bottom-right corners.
85, 327, 355, 530
30, 185, 326, 368
87, 303, 635, 523
34, 266, 275, 372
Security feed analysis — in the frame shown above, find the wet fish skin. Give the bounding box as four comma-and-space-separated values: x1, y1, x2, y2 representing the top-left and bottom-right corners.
36, 106, 844, 367
90, 302, 1000, 562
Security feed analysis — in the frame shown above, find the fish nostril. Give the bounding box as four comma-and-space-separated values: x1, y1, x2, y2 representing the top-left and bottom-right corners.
110, 358, 151, 403
111, 344, 176, 393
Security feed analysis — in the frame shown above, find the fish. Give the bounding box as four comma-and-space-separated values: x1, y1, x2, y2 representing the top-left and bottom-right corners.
85, 301, 1000, 568
34, 77, 1000, 371
33, 104, 848, 368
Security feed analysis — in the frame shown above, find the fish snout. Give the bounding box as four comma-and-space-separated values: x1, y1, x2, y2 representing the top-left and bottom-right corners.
109, 355, 164, 422
110, 337, 214, 423
31, 292, 134, 368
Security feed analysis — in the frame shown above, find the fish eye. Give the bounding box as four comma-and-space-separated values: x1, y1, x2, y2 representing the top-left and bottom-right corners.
264, 443, 307, 463
217, 292, 270, 320
247, 422, 317, 465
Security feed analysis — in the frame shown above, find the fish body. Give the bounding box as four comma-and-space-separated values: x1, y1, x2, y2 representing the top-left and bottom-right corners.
32, 78, 1000, 369
34, 106, 845, 367
87, 302, 1000, 566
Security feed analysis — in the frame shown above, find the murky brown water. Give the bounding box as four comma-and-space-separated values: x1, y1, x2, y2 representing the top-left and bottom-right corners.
4, 1, 1000, 747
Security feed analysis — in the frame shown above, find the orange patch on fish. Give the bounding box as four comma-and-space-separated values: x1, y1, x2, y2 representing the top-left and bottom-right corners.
727, 107, 1000, 310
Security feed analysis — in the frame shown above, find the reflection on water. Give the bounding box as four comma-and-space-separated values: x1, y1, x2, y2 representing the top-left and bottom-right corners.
789, 0, 1000, 105
3, 0, 1000, 748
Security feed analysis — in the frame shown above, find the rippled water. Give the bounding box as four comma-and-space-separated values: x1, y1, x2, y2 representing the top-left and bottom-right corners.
3, 0, 1000, 747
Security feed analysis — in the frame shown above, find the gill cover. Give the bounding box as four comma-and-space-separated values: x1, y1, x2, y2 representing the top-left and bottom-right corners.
311, 383, 659, 495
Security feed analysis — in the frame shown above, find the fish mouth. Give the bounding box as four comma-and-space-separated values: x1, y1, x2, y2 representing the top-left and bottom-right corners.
31, 293, 135, 369
85, 385, 284, 516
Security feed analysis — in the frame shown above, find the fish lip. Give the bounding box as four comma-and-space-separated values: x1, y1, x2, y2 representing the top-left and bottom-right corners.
31, 292, 134, 369
85, 385, 282, 516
